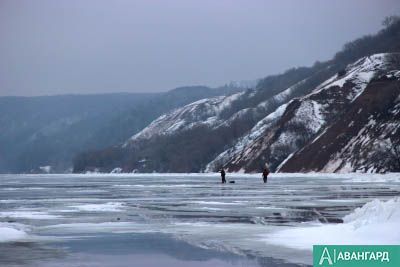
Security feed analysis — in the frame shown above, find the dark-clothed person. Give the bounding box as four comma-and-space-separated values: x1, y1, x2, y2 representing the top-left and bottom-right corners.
220, 168, 226, 183
262, 167, 269, 183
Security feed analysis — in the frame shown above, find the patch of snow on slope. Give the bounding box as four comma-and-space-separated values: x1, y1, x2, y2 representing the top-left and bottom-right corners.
253, 103, 289, 128
313, 54, 388, 101
125, 92, 245, 144
214, 92, 244, 113
263, 197, 400, 250
323, 158, 345, 173
292, 100, 325, 132
258, 78, 308, 109
205, 103, 288, 171
321, 118, 379, 173
276, 152, 294, 171
220, 79, 306, 128
270, 99, 325, 159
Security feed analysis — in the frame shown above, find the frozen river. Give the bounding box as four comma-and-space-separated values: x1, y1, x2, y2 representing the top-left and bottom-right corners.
1, 173, 399, 266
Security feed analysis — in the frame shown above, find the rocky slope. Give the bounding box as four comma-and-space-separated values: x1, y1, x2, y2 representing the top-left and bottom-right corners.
211, 53, 400, 173
279, 68, 400, 173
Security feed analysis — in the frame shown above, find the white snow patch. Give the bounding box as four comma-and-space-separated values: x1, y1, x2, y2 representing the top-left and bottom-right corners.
190, 201, 242, 206
276, 153, 294, 171
322, 158, 344, 173
293, 100, 325, 133
0, 211, 62, 219
336, 161, 353, 173
110, 167, 122, 174
263, 197, 400, 250
125, 92, 245, 145
39, 165, 51, 173
0, 223, 29, 242
326, 55, 384, 89
69, 202, 125, 212
311, 54, 388, 102
198, 207, 224, 211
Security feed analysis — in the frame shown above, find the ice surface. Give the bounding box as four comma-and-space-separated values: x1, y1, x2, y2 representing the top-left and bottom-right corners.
0, 173, 399, 265
42, 222, 152, 234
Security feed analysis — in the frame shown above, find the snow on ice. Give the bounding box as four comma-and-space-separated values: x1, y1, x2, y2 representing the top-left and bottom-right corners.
0, 222, 29, 242
69, 202, 125, 212
263, 197, 400, 250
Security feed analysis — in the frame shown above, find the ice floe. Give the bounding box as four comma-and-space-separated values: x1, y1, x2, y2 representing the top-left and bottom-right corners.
263, 197, 400, 250
0, 222, 29, 242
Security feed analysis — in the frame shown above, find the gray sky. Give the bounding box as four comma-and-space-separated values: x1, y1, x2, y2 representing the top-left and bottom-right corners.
1, 0, 400, 96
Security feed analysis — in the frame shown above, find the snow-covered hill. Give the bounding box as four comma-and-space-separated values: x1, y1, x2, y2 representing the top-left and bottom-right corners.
124, 77, 311, 146
124, 92, 245, 143
73, 53, 400, 173
280, 67, 400, 172
74, 61, 332, 172
210, 53, 400, 173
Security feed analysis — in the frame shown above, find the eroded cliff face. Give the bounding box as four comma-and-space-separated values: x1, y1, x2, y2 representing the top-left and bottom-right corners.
279, 75, 400, 173
210, 54, 400, 173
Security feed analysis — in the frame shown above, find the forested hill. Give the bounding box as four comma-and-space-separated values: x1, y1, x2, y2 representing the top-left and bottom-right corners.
0, 85, 242, 173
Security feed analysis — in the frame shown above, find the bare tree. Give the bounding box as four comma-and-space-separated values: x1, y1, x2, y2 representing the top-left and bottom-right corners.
382, 15, 400, 27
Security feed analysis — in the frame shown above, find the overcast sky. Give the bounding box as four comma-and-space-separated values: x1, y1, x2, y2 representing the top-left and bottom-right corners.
1, 0, 400, 96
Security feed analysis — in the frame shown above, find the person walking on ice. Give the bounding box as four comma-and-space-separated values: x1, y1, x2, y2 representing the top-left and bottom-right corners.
220, 168, 226, 183
262, 165, 270, 183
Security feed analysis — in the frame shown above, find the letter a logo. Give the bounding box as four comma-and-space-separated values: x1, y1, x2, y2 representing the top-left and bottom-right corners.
319, 247, 333, 265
